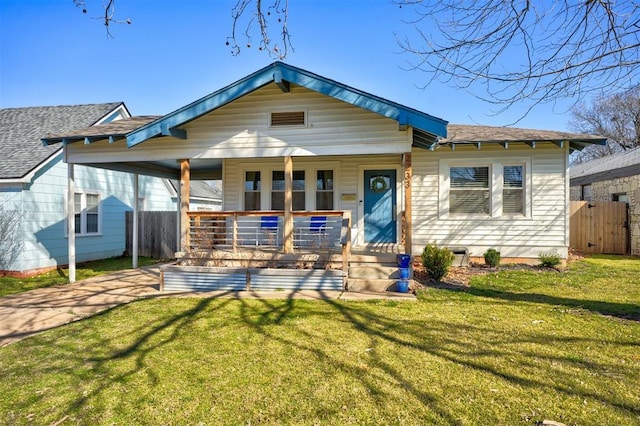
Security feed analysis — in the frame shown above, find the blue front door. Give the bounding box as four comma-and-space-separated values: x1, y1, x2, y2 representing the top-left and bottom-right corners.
364, 169, 397, 243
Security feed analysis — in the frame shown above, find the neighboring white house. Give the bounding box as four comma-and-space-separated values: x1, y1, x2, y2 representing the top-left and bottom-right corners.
570, 147, 640, 255
0, 103, 220, 276
42, 62, 605, 268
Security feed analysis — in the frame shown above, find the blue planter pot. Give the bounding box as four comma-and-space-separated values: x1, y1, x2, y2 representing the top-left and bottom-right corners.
398, 267, 411, 279
396, 279, 409, 293
397, 254, 411, 268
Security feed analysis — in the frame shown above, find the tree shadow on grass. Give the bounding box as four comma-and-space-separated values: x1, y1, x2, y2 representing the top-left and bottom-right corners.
466, 287, 640, 321
7, 290, 639, 424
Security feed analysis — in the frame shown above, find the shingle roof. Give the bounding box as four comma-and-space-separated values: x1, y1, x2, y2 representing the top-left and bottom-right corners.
0, 103, 123, 179
169, 180, 222, 201
443, 124, 606, 145
43, 115, 161, 142
570, 146, 640, 185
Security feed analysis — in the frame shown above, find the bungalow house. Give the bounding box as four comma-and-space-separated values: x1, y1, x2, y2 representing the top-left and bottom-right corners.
570, 147, 640, 255
0, 103, 220, 276
42, 62, 605, 291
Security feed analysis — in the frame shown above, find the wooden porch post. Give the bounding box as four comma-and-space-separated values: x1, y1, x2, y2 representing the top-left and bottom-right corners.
67, 163, 76, 283
283, 155, 294, 253
403, 152, 412, 254
180, 159, 191, 251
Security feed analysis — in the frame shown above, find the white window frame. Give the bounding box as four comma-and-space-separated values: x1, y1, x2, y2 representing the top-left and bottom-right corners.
270, 169, 307, 211
501, 163, 526, 216
239, 162, 339, 211
439, 158, 531, 219
67, 190, 102, 236
243, 170, 263, 211
314, 168, 336, 211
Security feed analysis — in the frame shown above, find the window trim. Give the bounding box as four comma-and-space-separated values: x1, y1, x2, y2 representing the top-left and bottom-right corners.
439, 158, 531, 219
239, 161, 339, 211
243, 170, 262, 211
270, 169, 306, 211
67, 190, 102, 236
315, 168, 335, 211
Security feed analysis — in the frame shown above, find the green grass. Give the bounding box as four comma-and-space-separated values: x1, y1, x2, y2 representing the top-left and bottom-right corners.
0, 256, 159, 297
0, 256, 638, 425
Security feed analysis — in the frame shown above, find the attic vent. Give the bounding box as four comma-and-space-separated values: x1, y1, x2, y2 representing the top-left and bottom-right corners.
270, 111, 306, 127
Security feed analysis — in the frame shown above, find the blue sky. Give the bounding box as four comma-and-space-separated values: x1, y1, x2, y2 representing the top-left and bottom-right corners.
1, 0, 582, 131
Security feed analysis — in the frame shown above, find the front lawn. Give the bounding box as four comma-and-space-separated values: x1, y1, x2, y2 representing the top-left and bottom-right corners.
0, 256, 638, 425
0, 256, 159, 297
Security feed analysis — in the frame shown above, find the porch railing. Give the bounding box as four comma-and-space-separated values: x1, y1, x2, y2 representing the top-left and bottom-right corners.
187, 210, 351, 257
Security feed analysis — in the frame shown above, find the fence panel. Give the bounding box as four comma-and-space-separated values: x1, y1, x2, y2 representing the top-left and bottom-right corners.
570, 201, 629, 255
126, 211, 177, 259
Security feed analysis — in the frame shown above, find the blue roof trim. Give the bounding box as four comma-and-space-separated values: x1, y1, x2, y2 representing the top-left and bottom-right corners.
126, 62, 447, 148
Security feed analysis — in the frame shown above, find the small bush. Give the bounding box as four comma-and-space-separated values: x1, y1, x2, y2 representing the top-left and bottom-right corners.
421, 244, 455, 281
483, 248, 501, 267
538, 251, 562, 268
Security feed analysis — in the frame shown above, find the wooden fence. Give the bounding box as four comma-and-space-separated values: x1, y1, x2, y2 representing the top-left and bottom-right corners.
125, 211, 177, 259
569, 201, 629, 255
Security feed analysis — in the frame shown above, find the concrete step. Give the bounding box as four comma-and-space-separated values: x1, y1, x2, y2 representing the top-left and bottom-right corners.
348, 278, 413, 292
348, 253, 399, 264
348, 265, 404, 280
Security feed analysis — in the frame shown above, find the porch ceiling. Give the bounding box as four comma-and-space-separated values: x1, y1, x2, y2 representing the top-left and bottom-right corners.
82, 158, 222, 180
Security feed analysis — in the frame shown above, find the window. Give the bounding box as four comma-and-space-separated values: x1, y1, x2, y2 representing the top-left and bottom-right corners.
316, 170, 334, 210
440, 159, 530, 218
503, 165, 524, 214
613, 193, 629, 203
244, 171, 261, 210
73, 192, 101, 235
449, 166, 490, 214
582, 185, 592, 201
271, 170, 305, 210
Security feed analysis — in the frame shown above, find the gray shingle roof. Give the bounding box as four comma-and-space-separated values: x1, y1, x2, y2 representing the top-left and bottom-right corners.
0, 103, 123, 179
169, 180, 222, 201
43, 115, 161, 143
570, 146, 640, 185
443, 124, 605, 144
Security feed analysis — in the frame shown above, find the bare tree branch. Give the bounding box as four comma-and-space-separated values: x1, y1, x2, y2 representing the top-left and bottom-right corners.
570, 85, 640, 163
73, 0, 131, 38
394, 0, 640, 119
226, 0, 293, 59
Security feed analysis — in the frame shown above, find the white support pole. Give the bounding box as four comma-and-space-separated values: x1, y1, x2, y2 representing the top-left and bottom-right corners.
67, 163, 76, 283
176, 182, 181, 253
132, 173, 139, 268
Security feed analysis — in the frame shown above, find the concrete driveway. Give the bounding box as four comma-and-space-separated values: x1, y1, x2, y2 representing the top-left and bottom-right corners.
0, 266, 415, 347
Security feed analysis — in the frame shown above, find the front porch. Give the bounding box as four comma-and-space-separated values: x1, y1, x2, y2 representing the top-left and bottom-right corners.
162, 210, 412, 293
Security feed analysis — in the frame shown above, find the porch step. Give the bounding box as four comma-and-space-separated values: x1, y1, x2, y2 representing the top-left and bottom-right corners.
348, 278, 413, 292
348, 265, 411, 280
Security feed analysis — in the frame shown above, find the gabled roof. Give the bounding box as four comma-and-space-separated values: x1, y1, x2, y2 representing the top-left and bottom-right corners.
168, 180, 222, 201
570, 146, 640, 186
123, 62, 448, 148
0, 102, 125, 179
441, 124, 606, 152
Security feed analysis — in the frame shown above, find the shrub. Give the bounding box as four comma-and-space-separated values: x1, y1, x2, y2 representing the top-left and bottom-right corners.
538, 251, 562, 268
421, 244, 455, 281
483, 248, 501, 267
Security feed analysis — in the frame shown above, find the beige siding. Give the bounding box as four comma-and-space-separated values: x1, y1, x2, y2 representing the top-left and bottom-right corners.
412, 143, 569, 259
224, 154, 402, 244
66, 84, 411, 164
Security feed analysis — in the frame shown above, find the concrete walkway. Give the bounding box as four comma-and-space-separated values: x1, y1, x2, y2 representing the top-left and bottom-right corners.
0, 266, 415, 346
